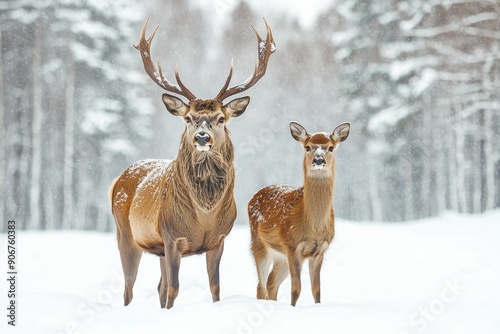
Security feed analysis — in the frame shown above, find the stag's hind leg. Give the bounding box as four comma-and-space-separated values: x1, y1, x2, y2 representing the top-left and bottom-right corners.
116, 229, 143, 306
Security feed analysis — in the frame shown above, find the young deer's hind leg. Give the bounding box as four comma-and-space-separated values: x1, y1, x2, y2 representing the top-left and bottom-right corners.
266, 257, 288, 300
252, 239, 273, 300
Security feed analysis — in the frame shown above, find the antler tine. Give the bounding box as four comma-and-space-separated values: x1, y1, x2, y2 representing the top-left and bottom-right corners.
157, 61, 168, 89
216, 59, 234, 101
175, 65, 197, 101
251, 24, 262, 43
215, 18, 276, 102
133, 17, 151, 50
134, 18, 196, 101
147, 23, 158, 45
264, 18, 274, 48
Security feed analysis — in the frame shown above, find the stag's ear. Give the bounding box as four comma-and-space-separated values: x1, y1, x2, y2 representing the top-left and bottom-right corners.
289, 121, 309, 143
162, 93, 189, 116
331, 122, 351, 143
224, 96, 250, 118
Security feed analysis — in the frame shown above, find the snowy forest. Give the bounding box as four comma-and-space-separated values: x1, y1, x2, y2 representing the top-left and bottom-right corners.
1, 0, 499, 232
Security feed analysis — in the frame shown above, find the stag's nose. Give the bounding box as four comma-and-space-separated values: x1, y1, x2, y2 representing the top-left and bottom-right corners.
195, 132, 211, 146
313, 156, 325, 166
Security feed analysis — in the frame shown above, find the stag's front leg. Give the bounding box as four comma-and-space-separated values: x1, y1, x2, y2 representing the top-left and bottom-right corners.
206, 235, 226, 302
163, 238, 187, 309
158, 257, 168, 308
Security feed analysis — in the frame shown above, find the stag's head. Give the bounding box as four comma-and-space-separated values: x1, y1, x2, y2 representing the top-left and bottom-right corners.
161, 95, 250, 152
289, 122, 350, 177
134, 18, 275, 153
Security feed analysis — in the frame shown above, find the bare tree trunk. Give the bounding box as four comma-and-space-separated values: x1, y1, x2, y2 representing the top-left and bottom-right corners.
29, 20, 43, 229
367, 156, 382, 221
0, 30, 5, 229
434, 112, 446, 214
19, 81, 32, 229
44, 39, 61, 230
482, 57, 496, 211
473, 112, 483, 213
483, 109, 495, 211
454, 105, 467, 213
63, 54, 75, 229
403, 156, 415, 220
434, 152, 446, 214
420, 109, 432, 217
447, 107, 458, 212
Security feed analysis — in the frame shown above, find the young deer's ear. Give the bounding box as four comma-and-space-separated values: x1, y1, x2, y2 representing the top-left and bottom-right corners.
331, 122, 351, 143
224, 96, 250, 118
289, 121, 309, 143
162, 93, 189, 116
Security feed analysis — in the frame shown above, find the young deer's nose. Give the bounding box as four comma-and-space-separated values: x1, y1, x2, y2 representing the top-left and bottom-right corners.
195, 132, 211, 145
313, 156, 325, 166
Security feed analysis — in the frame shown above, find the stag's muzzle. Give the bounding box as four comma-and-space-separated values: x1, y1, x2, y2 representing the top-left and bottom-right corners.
194, 121, 213, 151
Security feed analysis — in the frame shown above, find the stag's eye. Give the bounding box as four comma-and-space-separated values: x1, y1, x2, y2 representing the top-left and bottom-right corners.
329, 146, 334, 152
185, 117, 192, 124
218, 117, 225, 124
305, 146, 311, 152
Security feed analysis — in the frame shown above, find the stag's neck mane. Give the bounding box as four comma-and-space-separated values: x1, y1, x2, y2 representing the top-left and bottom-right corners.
174, 133, 235, 211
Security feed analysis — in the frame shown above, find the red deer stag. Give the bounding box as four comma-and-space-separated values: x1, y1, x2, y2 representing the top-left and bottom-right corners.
109, 18, 275, 309
248, 121, 350, 306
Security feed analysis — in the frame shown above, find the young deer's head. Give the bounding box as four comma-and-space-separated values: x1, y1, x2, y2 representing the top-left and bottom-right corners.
134, 18, 275, 153
290, 122, 350, 177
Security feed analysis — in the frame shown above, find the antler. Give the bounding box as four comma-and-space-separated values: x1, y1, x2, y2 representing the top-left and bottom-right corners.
215, 18, 276, 102
133, 18, 196, 101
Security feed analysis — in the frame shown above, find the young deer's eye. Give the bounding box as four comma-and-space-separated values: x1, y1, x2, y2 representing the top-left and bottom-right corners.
329, 146, 334, 152
305, 146, 311, 152
218, 117, 225, 124
185, 117, 192, 124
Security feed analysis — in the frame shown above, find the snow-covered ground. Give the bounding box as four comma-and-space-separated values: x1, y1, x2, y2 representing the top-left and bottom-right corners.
2, 211, 500, 334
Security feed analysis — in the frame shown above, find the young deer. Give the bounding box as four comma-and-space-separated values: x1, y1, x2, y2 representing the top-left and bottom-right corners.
110, 18, 275, 309
248, 121, 350, 306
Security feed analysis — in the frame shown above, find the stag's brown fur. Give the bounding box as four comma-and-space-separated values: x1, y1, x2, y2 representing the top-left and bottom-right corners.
248, 122, 350, 306
110, 97, 248, 309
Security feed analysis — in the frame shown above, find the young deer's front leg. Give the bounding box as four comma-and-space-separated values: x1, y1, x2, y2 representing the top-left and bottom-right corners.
309, 255, 324, 303
288, 253, 305, 306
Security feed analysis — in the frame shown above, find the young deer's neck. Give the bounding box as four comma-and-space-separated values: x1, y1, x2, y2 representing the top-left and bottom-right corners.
302, 168, 335, 229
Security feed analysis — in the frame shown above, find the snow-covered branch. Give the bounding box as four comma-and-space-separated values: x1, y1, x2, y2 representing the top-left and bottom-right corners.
403, 12, 499, 38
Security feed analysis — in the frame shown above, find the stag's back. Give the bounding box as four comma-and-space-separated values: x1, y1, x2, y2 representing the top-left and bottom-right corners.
111, 159, 173, 255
